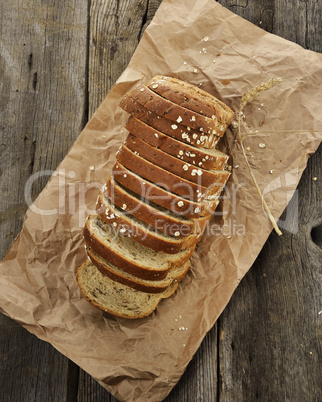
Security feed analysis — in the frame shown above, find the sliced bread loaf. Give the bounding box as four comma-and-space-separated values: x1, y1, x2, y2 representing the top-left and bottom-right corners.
146, 75, 234, 124
84, 214, 195, 280
120, 97, 221, 148
124, 133, 230, 188
77, 260, 178, 319
124, 84, 228, 135
125, 116, 229, 170
101, 177, 210, 237
87, 247, 190, 293
112, 161, 220, 218
96, 196, 200, 254
116, 144, 224, 202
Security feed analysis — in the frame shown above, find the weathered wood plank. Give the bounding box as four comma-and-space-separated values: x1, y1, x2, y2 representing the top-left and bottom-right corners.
0, 314, 71, 401
218, 1, 322, 401
165, 325, 218, 401
88, 0, 163, 118
219, 145, 322, 401
0, 0, 89, 399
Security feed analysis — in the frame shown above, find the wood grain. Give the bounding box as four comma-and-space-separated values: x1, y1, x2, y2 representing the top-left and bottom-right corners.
0, 0, 89, 399
218, 1, 322, 401
0, 0, 321, 401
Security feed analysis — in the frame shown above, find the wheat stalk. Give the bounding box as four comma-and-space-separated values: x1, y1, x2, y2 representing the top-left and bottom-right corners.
237, 78, 283, 236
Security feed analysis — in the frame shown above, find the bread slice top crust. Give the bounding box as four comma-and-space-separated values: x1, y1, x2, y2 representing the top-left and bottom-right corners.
120, 97, 221, 148
112, 161, 219, 218
87, 247, 173, 293
124, 133, 230, 189
96, 194, 200, 254
77, 260, 178, 319
84, 214, 195, 280
101, 177, 210, 237
146, 75, 234, 123
125, 116, 229, 170
123, 84, 229, 136
87, 247, 191, 293
116, 144, 224, 202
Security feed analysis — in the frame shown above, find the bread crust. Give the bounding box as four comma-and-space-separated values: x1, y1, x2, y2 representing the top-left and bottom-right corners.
125, 84, 229, 135
96, 194, 201, 254
84, 216, 195, 280
116, 144, 224, 203
146, 75, 234, 122
124, 133, 230, 188
125, 116, 228, 170
87, 248, 173, 293
112, 161, 219, 218
101, 177, 210, 237
120, 97, 221, 148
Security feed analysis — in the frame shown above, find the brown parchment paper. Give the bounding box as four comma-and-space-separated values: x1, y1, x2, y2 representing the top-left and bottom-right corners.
1, 0, 321, 400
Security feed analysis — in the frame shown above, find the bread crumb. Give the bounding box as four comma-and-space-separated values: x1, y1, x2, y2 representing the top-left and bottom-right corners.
174, 231, 180, 237
183, 165, 189, 171
89, 166, 95, 171
140, 87, 145, 92
259, 143, 266, 148
269, 169, 274, 174
202, 36, 209, 41
176, 116, 183, 123
171, 124, 178, 130
178, 201, 184, 207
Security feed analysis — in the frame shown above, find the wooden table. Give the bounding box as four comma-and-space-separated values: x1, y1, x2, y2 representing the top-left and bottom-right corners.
0, 0, 321, 400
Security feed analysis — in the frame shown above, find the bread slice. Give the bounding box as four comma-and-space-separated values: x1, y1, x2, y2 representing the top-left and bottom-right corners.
125, 116, 229, 170
87, 247, 190, 293
124, 133, 230, 188
96, 196, 200, 254
123, 84, 227, 135
120, 97, 221, 148
146, 75, 234, 124
84, 215, 195, 280
100, 177, 210, 237
112, 161, 220, 218
116, 144, 224, 202
77, 260, 178, 319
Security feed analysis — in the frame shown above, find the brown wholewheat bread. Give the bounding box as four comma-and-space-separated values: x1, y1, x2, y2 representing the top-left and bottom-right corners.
116, 144, 225, 202
124, 133, 230, 188
124, 84, 229, 135
100, 177, 210, 237
87, 247, 191, 293
125, 116, 229, 170
77, 260, 179, 319
146, 75, 234, 124
120, 97, 222, 148
84, 214, 195, 280
112, 161, 220, 218
96, 196, 201, 254
78, 75, 232, 319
